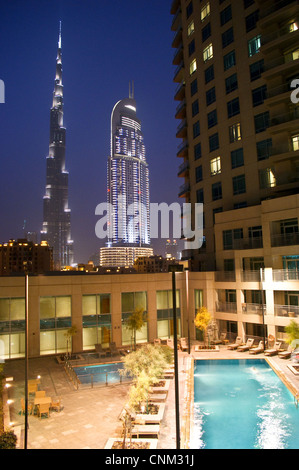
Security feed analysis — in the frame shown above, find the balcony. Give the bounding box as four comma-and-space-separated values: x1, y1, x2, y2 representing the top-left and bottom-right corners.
216, 301, 237, 313
170, 0, 180, 15
242, 303, 264, 315
171, 8, 181, 31
263, 54, 299, 79
241, 271, 262, 282
174, 81, 185, 101
274, 304, 299, 317
177, 160, 189, 177
178, 182, 190, 198
173, 61, 184, 83
270, 109, 299, 133
259, 0, 297, 23
261, 24, 299, 53
271, 232, 299, 247
214, 271, 236, 282
224, 237, 263, 250
175, 99, 186, 120
173, 44, 183, 66
272, 269, 299, 281
176, 119, 187, 138
172, 27, 182, 49
177, 139, 188, 158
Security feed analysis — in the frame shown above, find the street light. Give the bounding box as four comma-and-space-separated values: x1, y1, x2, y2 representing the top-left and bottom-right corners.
23, 261, 31, 450
168, 263, 183, 450
260, 267, 267, 350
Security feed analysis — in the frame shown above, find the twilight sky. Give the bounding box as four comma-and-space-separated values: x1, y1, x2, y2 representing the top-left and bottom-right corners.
0, 0, 183, 263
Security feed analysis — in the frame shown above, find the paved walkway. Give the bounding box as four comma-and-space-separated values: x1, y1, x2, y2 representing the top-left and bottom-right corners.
3, 346, 299, 449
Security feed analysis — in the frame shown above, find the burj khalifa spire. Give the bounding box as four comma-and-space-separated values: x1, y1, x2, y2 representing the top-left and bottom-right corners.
41, 22, 74, 269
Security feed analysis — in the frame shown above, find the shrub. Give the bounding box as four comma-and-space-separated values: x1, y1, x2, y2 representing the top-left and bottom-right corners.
0, 430, 17, 449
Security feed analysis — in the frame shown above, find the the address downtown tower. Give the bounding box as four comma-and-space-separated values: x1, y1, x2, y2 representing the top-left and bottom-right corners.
41, 24, 74, 269
100, 93, 153, 267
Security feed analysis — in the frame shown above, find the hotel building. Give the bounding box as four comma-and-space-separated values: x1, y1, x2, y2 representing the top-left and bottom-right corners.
100, 93, 153, 267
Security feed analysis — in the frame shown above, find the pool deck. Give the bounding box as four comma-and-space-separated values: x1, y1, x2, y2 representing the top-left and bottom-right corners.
3, 346, 299, 450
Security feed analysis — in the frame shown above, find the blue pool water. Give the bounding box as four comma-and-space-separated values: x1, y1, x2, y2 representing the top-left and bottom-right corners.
74, 362, 130, 385
192, 359, 299, 449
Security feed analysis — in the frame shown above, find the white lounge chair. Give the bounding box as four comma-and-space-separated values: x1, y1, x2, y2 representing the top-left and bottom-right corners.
227, 336, 243, 350
211, 332, 227, 345
249, 340, 264, 355
180, 337, 189, 351
278, 345, 292, 359
264, 341, 281, 356
237, 338, 255, 352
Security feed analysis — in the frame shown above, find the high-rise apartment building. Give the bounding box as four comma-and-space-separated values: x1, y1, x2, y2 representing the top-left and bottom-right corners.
100, 92, 153, 266
41, 23, 74, 269
171, 0, 299, 271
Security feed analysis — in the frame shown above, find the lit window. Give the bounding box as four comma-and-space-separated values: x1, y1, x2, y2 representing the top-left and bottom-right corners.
203, 43, 213, 62
289, 22, 298, 32
188, 20, 195, 37
201, 2, 210, 22
210, 156, 221, 175
292, 135, 299, 151
248, 35, 261, 57
189, 58, 197, 75
291, 49, 299, 60
229, 122, 242, 143
259, 168, 276, 189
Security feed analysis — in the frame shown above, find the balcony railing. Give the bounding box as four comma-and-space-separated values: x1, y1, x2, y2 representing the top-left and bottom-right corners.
272, 269, 299, 281
274, 304, 299, 317
261, 23, 299, 47
216, 301, 237, 313
242, 303, 264, 315
214, 271, 236, 282
259, 0, 296, 19
177, 160, 189, 177
241, 271, 262, 282
178, 182, 190, 198
271, 232, 299, 247
270, 108, 299, 127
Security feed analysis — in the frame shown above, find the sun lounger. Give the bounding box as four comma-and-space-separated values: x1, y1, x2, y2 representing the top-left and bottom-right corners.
264, 341, 281, 356
166, 338, 174, 349
278, 345, 292, 359
249, 340, 264, 355
109, 342, 120, 357
211, 332, 227, 345
95, 344, 108, 358
227, 336, 243, 350
237, 338, 255, 352
130, 424, 160, 438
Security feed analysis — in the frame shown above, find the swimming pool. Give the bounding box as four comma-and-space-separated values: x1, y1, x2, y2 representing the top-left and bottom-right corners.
191, 359, 299, 449
74, 362, 131, 386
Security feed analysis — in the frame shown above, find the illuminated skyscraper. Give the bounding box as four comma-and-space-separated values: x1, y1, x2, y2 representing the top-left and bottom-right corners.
41, 23, 74, 269
100, 90, 153, 266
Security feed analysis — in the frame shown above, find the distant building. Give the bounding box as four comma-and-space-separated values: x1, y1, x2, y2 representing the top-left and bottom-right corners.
134, 255, 180, 273
0, 239, 53, 275
100, 90, 153, 266
41, 22, 74, 269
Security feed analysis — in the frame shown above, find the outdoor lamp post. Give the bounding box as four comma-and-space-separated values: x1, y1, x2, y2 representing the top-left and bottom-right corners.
23, 261, 31, 450
168, 263, 183, 450
260, 267, 267, 350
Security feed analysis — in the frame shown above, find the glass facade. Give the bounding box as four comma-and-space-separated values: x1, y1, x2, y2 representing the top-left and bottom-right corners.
40, 296, 72, 355
121, 292, 148, 346
82, 294, 111, 350
156, 290, 181, 339
0, 297, 25, 359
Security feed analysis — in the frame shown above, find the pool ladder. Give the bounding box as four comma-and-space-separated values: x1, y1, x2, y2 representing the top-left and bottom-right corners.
294, 392, 299, 408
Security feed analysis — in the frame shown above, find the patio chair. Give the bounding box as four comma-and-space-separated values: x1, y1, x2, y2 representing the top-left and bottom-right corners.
35, 390, 46, 398
51, 397, 62, 412
180, 337, 189, 351
237, 338, 255, 352
278, 345, 292, 359
109, 342, 120, 357
166, 338, 174, 349
249, 340, 265, 355
37, 403, 50, 419
227, 336, 243, 350
21, 398, 33, 416
154, 338, 161, 345
95, 343, 108, 358
264, 341, 282, 356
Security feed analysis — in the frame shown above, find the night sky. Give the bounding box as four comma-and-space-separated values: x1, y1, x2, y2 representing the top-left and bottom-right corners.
0, 0, 183, 263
